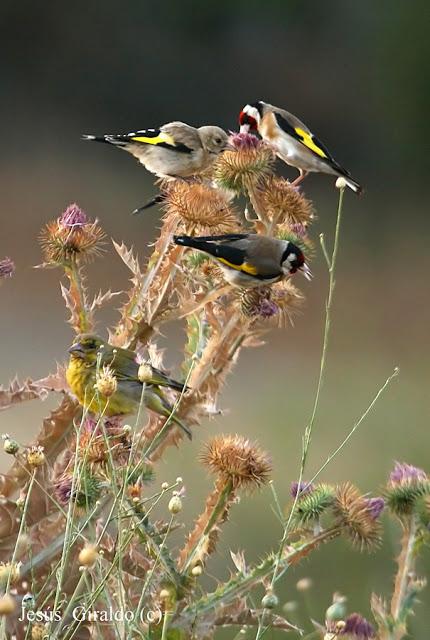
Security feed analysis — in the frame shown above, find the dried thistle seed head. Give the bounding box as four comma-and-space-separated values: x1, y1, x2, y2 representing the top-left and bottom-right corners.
293, 483, 335, 524
386, 461, 430, 516
78, 544, 98, 567
163, 181, 239, 234
0, 593, 16, 615
39, 203, 105, 265
138, 363, 153, 384
269, 280, 304, 326
341, 613, 375, 638
95, 365, 117, 397
31, 623, 49, 640
201, 434, 272, 490
26, 445, 46, 468
2, 434, 19, 455
257, 175, 315, 225
238, 287, 273, 318
333, 483, 382, 551
213, 139, 274, 192
0, 257, 15, 279
0, 561, 21, 587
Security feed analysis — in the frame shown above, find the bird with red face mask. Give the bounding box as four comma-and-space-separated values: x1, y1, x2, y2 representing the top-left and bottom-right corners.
174, 233, 312, 288
239, 101, 362, 194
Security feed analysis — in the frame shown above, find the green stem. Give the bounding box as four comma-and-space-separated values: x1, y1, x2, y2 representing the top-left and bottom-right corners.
391, 516, 418, 622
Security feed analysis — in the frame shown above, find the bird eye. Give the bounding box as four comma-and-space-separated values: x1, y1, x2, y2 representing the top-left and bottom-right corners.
215, 137, 222, 144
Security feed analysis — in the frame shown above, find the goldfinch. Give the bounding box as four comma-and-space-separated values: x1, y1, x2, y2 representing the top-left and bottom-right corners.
83, 121, 229, 180
239, 101, 362, 194
67, 334, 192, 439
174, 233, 311, 288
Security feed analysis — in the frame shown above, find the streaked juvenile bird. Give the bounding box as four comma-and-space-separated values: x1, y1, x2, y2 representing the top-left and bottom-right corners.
66, 334, 192, 439
174, 233, 311, 288
83, 121, 230, 180
239, 101, 362, 193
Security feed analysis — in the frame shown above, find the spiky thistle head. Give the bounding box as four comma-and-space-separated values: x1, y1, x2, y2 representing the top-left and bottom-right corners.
257, 175, 315, 226
0, 257, 15, 279
54, 472, 101, 512
238, 281, 303, 325
293, 483, 335, 524
333, 483, 382, 551
340, 613, 375, 639
163, 181, 240, 235
95, 364, 118, 398
385, 461, 430, 517
201, 434, 272, 491
39, 203, 105, 266
213, 136, 274, 193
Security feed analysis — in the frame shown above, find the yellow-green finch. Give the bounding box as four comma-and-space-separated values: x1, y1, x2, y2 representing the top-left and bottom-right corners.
66, 333, 192, 439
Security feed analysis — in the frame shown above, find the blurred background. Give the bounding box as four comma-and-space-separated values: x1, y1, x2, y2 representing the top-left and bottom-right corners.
1, 1, 429, 636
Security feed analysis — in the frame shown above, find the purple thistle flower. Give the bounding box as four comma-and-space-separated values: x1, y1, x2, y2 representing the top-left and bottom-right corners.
290, 223, 308, 238
54, 477, 73, 506
59, 203, 88, 228
290, 480, 314, 499
229, 131, 261, 150
365, 497, 385, 520
390, 461, 427, 486
341, 613, 375, 638
258, 298, 279, 318
0, 257, 15, 279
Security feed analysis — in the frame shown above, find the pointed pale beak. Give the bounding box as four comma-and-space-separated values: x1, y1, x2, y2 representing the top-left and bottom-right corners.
239, 123, 250, 134
300, 263, 313, 281
68, 342, 85, 356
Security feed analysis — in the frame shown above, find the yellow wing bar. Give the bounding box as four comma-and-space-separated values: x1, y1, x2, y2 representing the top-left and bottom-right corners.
295, 127, 327, 158
217, 257, 258, 275
131, 132, 176, 146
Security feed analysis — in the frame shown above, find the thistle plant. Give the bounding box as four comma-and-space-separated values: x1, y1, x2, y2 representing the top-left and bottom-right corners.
0, 132, 427, 640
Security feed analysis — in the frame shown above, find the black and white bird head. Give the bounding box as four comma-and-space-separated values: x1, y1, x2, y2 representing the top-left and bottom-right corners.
239, 101, 265, 133
281, 242, 312, 280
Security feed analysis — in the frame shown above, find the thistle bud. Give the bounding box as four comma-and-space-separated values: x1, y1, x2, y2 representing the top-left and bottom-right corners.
2, 434, 19, 455
335, 177, 348, 190
26, 445, 46, 468
0, 593, 16, 615
191, 564, 203, 576
326, 593, 347, 622
168, 494, 183, 514
79, 543, 99, 567
0, 561, 21, 587
261, 589, 279, 610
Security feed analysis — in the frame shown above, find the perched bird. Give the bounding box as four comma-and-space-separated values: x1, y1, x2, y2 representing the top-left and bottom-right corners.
83, 121, 230, 180
239, 101, 362, 193
66, 334, 192, 439
174, 233, 311, 287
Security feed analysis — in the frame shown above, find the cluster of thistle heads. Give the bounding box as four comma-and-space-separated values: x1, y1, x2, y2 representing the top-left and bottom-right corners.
0, 134, 428, 639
